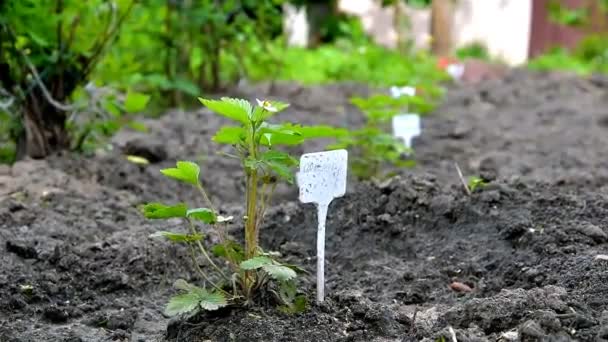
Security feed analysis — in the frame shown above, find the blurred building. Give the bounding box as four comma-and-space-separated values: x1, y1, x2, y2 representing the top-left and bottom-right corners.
284, 0, 607, 65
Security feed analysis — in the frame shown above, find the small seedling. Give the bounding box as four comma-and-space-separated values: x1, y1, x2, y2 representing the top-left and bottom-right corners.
467, 176, 487, 192
332, 93, 434, 179
143, 97, 343, 317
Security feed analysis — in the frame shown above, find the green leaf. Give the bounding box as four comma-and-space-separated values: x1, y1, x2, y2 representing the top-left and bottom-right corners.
212, 241, 245, 263
240, 256, 273, 270
265, 160, 294, 184
262, 264, 297, 281
143, 203, 187, 219
102, 100, 121, 117
199, 97, 251, 124
257, 124, 304, 146
260, 150, 298, 183
124, 91, 150, 113
164, 288, 226, 316
279, 295, 307, 314
174, 279, 196, 292
197, 290, 227, 310
160, 161, 200, 186
165, 292, 200, 317
127, 121, 148, 132
150, 231, 202, 243
186, 208, 216, 224
260, 151, 298, 166
212, 126, 246, 145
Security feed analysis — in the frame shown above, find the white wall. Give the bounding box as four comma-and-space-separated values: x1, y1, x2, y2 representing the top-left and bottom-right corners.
452, 0, 532, 65
294, 0, 532, 65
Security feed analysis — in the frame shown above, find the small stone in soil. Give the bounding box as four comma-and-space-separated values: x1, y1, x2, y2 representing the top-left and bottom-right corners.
519, 320, 545, 338
449, 282, 473, 293
107, 310, 137, 331
43, 305, 70, 323
6, 240, 38, 259
574, 222, 607, 243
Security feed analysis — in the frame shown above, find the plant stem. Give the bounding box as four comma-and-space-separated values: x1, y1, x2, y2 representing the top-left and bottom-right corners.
197, 183, 216, 213
187, 244, 229, 295
255, 181, 276, 239
245, 170, 258, 259
245, 124, 259, 260
187, 219, 229, 281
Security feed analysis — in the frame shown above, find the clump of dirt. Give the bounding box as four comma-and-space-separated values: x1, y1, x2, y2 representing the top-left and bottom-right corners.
2, 72, 608, 341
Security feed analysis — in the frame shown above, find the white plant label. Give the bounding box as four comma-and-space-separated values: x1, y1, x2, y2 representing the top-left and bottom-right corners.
392, 114, 421, 148
390, 85, 416, 98
297, 149, 348, 303
447, 63, 465, 81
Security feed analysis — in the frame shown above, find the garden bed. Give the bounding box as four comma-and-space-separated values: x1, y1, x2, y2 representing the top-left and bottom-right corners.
2, 71, 608, 341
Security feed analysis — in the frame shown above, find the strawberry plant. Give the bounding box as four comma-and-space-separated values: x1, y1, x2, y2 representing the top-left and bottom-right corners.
143, 97, 344, 316
331, 92, 436, 179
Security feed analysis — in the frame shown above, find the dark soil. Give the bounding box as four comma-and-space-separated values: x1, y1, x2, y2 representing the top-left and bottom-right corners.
2, 71, 608, 341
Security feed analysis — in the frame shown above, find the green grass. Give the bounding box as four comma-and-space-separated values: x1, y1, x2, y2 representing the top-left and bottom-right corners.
243, 41, 448, 87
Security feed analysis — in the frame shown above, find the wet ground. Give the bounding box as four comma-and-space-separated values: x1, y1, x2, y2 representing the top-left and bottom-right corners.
2, 70, 608, 341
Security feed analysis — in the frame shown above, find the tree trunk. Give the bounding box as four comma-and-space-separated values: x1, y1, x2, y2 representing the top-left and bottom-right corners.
18, 92, 70, 159
306, 1, 334, 47
431, 0, 453, 56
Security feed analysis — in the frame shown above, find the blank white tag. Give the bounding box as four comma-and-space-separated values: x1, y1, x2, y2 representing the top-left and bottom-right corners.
297, 149, 348, 303
392, 114, 421, 149
447, 63, 465, 81
390, 85, 416, 98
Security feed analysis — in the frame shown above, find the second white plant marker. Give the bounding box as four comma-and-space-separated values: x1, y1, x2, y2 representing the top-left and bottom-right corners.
297, 149, 348, 303
392, 114, 421, 149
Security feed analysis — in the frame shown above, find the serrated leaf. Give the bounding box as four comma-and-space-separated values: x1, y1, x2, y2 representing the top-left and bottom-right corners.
124, 91, 150, 113
164, 287, 227, 316
240, 256, 272, 270
150, 231, 202, 243
197, 290, 227, 310
164, 292, 200, 317
187, 208, 216, 224
213, 126, 246, 145
173, 279, 196, 291
199, 97, 251, 124
143, 203, 187, 219
262, 264, 297, 281
160, 161, 200, 186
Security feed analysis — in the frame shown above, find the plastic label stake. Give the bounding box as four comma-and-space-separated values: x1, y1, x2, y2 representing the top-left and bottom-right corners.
390, 85, 416, 98
392, 114, 421, 149
297, 149, 348, 303
447, 63, 465, 81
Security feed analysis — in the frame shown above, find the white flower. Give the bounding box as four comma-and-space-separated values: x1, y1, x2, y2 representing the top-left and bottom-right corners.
256, 98, 278, 112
